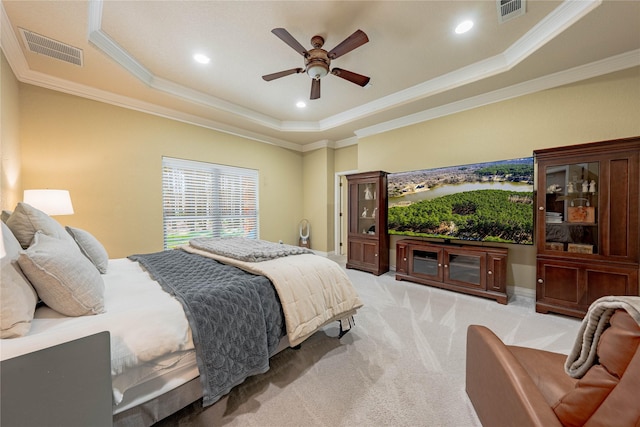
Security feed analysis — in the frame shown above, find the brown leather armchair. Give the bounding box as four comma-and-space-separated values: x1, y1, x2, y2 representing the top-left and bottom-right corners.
466, 309, 640, 427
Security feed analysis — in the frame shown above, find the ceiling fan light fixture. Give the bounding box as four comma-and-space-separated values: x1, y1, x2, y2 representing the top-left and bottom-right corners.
264, 28, 370, 100
306, 62, 329, 79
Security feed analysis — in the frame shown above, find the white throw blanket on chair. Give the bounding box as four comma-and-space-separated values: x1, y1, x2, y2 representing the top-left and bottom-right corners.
565, 295, 640, 378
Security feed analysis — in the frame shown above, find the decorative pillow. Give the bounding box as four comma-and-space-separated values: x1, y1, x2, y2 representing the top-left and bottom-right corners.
6, 202, 77, 249
18, 231, 105, 317
66, 226, 109, 274
1, 209, 12, 223
1, 222, 38, 338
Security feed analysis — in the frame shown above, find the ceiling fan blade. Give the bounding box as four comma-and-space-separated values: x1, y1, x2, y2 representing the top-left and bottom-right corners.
331, 68, 370, 87
310, 79, 320, 100
271, 28, 308, 57
262, 68, 304, 81
327, 29, 369, 59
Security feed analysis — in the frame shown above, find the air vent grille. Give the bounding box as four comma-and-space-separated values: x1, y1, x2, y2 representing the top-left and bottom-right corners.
19, 28, 83, 66
497, 0, 526, 23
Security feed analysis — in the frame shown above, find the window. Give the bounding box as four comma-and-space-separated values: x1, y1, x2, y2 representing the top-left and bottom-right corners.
162, 157, 259, 249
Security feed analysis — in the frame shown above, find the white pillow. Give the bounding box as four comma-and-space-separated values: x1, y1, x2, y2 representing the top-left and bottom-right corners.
1, 222, 38, 338
6, 202, 76, 249
66, 226, 109, 274
18, 231, 105, 317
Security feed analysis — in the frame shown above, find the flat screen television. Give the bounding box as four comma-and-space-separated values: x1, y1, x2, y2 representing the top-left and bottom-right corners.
387, 157, 534, 245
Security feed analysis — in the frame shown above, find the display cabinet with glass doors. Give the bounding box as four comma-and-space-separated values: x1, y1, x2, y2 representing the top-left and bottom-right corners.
346, 171, 389, 275
534, 138, 640, 318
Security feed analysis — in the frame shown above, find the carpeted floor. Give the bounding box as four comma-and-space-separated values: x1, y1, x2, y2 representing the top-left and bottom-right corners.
156, 258, 581, 426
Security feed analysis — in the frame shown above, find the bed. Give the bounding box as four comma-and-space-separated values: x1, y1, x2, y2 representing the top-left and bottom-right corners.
0, 203, 363, 426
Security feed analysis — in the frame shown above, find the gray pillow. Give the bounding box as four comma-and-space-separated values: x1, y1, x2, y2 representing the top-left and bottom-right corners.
6, 202, 76, 249
66, 226, 109, 274
1, 209, 12, 223
18, 231, 105, 317
1, 222, 38, 338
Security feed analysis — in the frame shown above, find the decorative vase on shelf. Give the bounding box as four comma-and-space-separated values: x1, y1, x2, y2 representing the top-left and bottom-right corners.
589, 180, 596, 193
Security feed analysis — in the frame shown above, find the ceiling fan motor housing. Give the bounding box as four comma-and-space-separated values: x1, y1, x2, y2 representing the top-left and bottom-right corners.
305, 48, 330, 79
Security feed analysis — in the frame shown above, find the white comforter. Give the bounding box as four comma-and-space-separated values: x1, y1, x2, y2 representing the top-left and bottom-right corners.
182, 246, 364, 346
1, 250, 362, 406
0, 259, 194, 404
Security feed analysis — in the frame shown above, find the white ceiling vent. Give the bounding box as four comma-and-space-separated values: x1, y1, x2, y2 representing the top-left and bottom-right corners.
497, 0, 526, 24
19, 28, 83, 66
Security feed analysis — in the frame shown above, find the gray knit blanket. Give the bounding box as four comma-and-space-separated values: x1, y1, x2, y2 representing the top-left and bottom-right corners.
129, 249, 284, 406
189, 237, 313, 262
565, 295, 640, 378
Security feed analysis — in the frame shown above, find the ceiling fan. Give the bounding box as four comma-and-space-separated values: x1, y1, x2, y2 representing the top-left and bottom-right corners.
262, 28, 370, 100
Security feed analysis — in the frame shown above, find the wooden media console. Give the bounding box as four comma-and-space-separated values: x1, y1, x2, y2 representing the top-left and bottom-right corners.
395, 239, 508, 304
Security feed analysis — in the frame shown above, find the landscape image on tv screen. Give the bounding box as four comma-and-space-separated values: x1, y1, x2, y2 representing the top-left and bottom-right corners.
388, 157, 534, 245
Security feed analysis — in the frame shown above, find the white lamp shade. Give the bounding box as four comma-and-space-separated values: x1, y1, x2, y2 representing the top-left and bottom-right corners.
24, 189, 74, 216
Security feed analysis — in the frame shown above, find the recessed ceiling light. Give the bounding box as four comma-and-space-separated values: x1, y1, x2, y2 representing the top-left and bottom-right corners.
296, 101, 306, 108
193, 53, 210, 64
455, 20, 474, 34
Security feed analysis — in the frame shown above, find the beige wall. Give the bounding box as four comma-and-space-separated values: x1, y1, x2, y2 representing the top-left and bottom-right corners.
357, 66, 640, 291
334, 145, 358, 173
302, 147, 335, 252
1, 52, 21, 210
5, 48, 639, 291
17, 84, 304, 258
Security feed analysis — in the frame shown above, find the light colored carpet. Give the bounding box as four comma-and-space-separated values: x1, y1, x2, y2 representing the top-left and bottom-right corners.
157, 259, 582, 426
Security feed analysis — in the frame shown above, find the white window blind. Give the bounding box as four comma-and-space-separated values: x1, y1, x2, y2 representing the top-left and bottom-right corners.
162, 157, 259, 249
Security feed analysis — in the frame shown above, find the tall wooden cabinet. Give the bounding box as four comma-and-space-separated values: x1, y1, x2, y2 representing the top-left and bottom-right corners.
534, 138, 640, 318
346, 171, 389, 275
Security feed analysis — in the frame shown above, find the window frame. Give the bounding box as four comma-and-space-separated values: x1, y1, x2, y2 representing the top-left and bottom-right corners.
162, 156, 259, 249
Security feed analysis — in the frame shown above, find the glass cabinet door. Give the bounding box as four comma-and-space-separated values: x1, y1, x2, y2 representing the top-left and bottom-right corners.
543, 162, 599, 254
354, 182, 378, 236
411, 248, 441, 279
447, 253, 482, 285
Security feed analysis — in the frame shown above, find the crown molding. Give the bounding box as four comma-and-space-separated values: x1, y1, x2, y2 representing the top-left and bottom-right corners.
1, 2, 302, 151
3, 0, 621, 151
86, 0, 602, 134
323, 0, 602, 131
335, 136, 358, 149
87, 3, 282, 131
503, 0, 599, 65
0, 2, 28, 75
301, 139, 333, 152
355, 49, 640, 139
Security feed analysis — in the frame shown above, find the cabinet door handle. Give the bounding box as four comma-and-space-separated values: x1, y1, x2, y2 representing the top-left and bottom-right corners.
444, 264, 448, 268
538, 206, 545, 211
488, 271, 493, 275
438, 263, 442, 267
403, 258, 407, 261
375, 253, 378, 257
537, 278, 543, 284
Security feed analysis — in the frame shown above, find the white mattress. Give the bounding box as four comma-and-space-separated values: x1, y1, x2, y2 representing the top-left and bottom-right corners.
0, 258, 197, 409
